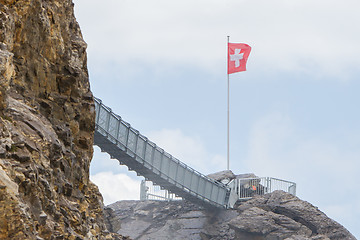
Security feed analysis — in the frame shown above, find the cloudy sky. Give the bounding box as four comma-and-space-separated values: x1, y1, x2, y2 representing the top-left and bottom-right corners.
73, 0, 360, 238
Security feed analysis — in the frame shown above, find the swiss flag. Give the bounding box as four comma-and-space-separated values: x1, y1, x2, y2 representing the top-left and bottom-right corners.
228, 43, 251, 74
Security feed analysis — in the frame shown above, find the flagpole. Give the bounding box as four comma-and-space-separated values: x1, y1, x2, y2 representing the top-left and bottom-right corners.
226, 39, 251, 172
227, 36, 230, 171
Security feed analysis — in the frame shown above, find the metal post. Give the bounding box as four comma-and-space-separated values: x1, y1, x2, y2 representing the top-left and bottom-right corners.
105, 108, 111, 135
95, 100, 101, 130
227, 36, 230, 170
140, 180, 146, 200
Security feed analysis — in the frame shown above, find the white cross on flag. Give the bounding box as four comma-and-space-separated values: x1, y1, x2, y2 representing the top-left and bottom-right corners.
228, 43, 251, 74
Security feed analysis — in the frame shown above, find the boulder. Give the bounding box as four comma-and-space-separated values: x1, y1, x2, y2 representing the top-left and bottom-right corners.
207, 170, 236, 184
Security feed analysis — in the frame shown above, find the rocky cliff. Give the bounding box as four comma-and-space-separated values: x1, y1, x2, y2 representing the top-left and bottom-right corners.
0, 1, 357, 240
0, 0, 124, 239
105, 191, 356, 240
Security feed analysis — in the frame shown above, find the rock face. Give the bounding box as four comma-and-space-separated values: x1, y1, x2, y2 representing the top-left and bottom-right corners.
0, 0, 124, 239
105, 191, 356, 240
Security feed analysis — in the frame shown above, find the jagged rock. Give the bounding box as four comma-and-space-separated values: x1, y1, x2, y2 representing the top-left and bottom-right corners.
0, 0, 125, 239
207, 170, 236, 184
207, 170, 259, 185
105, 191, 356, 240
236, 172, 258, 179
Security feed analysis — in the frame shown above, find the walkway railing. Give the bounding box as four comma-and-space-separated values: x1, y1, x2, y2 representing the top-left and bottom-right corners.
140, 180, 182, 201
94, 97, 231, 208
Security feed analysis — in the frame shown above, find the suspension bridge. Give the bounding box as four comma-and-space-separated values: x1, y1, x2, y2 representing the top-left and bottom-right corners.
93, 97, 296, 209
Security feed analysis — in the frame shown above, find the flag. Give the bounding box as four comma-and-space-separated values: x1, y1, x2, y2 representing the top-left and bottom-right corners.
228, 43, 251, 74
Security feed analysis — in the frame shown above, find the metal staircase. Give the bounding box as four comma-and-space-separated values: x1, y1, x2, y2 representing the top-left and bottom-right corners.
93, 97, 233, 209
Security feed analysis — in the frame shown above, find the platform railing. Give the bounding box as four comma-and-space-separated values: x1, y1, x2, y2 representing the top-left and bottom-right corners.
234, 177, 296, 200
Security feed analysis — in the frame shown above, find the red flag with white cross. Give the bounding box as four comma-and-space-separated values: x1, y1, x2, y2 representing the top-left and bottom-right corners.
227, 43, 251, 74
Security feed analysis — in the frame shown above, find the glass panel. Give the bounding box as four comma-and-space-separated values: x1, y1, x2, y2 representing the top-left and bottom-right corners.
144, 143, 153, 163
108, 115, 119, 139
94, 102, 100, 123
118, 122, 128, 145
190, 174, 199, 192
176, 166, 185, 185
197, 178, 205, 196
94, 101, 100, 113
204, 181, 212, 199
136, 137, 145, 159
153, 149, 162, 171
211, 185, 219, 202
168, 161, 177, 181
184, 169, 192, 189
161, 155, 170, 177
127, 130, 137, 152
217, 188, 226, 205
289, 185, 296, 195
98, 106, 107, 129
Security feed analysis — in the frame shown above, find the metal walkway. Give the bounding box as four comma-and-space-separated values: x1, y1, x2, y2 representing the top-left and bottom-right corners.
93, 98, 233, 209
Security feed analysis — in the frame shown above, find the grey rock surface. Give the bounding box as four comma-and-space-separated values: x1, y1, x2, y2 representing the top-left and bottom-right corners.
207, 170, 236, 183
105, 191, 356, 240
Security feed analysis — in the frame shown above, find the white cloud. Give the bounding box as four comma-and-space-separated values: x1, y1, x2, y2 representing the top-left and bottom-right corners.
74, 0, 360, 79
90, 172, 141, 205
90, 146, 124, 173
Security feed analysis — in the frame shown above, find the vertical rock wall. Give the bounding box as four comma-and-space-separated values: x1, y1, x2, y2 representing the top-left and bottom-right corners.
0, 0, 123, 239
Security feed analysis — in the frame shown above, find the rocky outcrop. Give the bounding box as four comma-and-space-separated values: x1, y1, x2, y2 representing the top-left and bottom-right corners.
0, 0, 124, 239
105, 191, 356, 240
207, 170, 258, 185
207, 170, 236, 184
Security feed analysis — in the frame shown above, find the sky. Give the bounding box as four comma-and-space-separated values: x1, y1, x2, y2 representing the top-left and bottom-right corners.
73, 0, 360, 238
